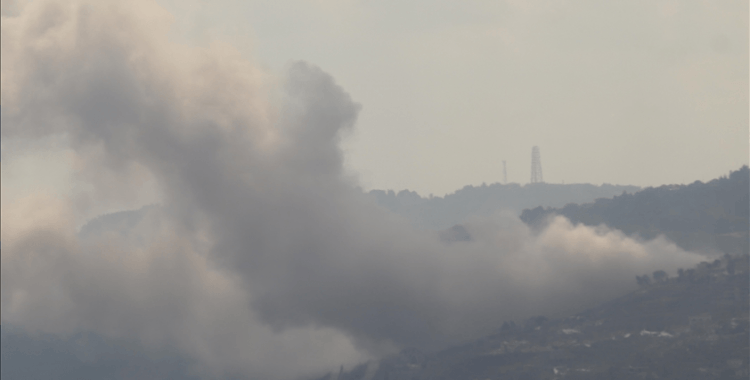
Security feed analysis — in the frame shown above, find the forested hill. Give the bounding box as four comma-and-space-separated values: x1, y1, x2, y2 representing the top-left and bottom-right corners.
521, 166, 750, 255
317, 254, 749, 380
369, 182, 640, 230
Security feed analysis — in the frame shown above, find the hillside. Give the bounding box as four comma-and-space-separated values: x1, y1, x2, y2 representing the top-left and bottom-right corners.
370, 182, 640, 230
5, 255, 747, 380
3, 169, 746, 379
322, 254, 749, 380
521, 166, 750, 255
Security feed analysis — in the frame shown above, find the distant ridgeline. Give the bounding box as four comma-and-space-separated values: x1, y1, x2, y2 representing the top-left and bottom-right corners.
369, 182, 640, 230
521, 166, 750, 256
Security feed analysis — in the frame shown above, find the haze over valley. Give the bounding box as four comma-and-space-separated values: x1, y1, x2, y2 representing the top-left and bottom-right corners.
1, 1, 747, 379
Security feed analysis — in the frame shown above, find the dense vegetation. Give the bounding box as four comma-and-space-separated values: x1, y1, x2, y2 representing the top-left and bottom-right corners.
521, 166, 749, 255
322, 255, 749, 380
3, 168, 748, 379
370, 182, 640, 230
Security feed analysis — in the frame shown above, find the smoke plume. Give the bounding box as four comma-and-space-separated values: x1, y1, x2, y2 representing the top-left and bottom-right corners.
1, 1, 703, 379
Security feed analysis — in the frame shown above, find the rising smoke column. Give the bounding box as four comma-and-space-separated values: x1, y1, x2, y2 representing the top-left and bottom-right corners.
1, 1, 704, 379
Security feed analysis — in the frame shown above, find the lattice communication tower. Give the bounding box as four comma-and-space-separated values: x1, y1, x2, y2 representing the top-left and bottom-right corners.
530, 146, 543, 184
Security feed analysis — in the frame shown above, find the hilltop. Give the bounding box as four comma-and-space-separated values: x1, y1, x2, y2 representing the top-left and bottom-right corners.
521, 166, 749, 256
370, 182, 640, 230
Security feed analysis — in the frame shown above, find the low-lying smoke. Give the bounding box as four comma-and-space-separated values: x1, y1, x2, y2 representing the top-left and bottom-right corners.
1, 1, 704, 379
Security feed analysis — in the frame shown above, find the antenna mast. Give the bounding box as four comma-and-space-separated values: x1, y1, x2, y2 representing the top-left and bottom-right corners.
530, 146, 543, 184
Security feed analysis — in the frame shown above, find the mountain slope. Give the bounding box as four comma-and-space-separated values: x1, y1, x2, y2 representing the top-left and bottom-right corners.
327, 254, 749, 380
520, 166, 749, 255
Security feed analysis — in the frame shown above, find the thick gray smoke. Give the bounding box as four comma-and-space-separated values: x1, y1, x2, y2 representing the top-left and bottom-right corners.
1, 1, 704, 379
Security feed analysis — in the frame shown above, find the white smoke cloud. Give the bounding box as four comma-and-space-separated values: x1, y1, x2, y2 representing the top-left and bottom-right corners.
1, 1, 704, 379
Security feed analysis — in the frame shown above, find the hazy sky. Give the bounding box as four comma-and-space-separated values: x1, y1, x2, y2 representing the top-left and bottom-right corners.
2, 0, 748, 196
0, 1, 719, 378
152, 0, 749, 196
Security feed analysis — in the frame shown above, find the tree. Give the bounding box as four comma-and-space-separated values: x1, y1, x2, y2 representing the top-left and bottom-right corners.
636, 275, 651, 286
726, 261, 735, 275
652, 270, 668, 283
